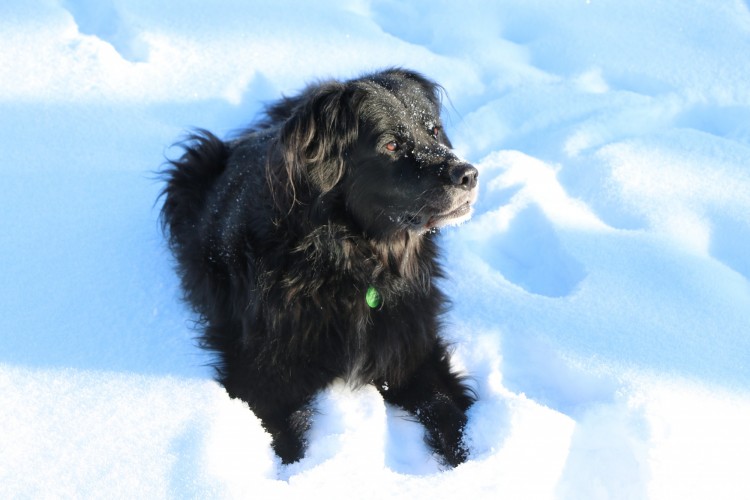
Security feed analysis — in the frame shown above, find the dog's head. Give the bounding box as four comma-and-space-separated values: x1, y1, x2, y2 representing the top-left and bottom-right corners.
275, 68, 477, 238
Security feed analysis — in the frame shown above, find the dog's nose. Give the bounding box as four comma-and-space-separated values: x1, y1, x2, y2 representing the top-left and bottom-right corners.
448, 163, 478, 190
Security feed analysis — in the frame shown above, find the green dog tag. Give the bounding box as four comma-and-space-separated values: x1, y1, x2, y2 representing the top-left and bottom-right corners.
366, 285, 382, 309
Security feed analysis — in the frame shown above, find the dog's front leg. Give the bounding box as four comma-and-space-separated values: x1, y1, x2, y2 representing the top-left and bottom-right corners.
254, 398, 315, 465
378, 341, 475, 467
223, 363, 331, 465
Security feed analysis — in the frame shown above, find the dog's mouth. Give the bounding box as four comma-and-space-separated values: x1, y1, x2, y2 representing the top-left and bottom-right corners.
406, 200, 474, 230
426, 202, 473, 228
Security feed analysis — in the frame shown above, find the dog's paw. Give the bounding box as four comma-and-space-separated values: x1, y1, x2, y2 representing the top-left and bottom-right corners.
419, 398, 470, 467
269, 405, 314, 465
271, 433, 307, 465
429, 422, 470, 467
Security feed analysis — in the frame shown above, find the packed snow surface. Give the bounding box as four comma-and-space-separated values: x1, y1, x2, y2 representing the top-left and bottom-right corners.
2, 0, 750, 498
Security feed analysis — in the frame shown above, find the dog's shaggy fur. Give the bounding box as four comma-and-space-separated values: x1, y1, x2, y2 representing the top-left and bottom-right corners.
161, 68, 478, 466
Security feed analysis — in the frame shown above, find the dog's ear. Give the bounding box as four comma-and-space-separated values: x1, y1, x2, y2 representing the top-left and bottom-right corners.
278, 84, 359, 197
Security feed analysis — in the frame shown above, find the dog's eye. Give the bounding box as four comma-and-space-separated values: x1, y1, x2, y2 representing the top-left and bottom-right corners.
431, 126, 441, 138
385, 141, 400, 152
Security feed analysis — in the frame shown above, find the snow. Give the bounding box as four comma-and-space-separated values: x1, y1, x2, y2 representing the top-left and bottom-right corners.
2, 0, 750, 497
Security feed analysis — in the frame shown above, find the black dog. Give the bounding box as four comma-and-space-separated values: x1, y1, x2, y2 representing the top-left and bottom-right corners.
161, 68, 478, 467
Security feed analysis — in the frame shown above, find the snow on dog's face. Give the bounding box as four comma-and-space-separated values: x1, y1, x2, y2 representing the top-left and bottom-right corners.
344, 71, 478, 237
276, 69, 478, 239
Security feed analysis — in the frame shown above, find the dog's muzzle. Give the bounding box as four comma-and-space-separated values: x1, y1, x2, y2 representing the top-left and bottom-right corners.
406, 162, 478, 230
